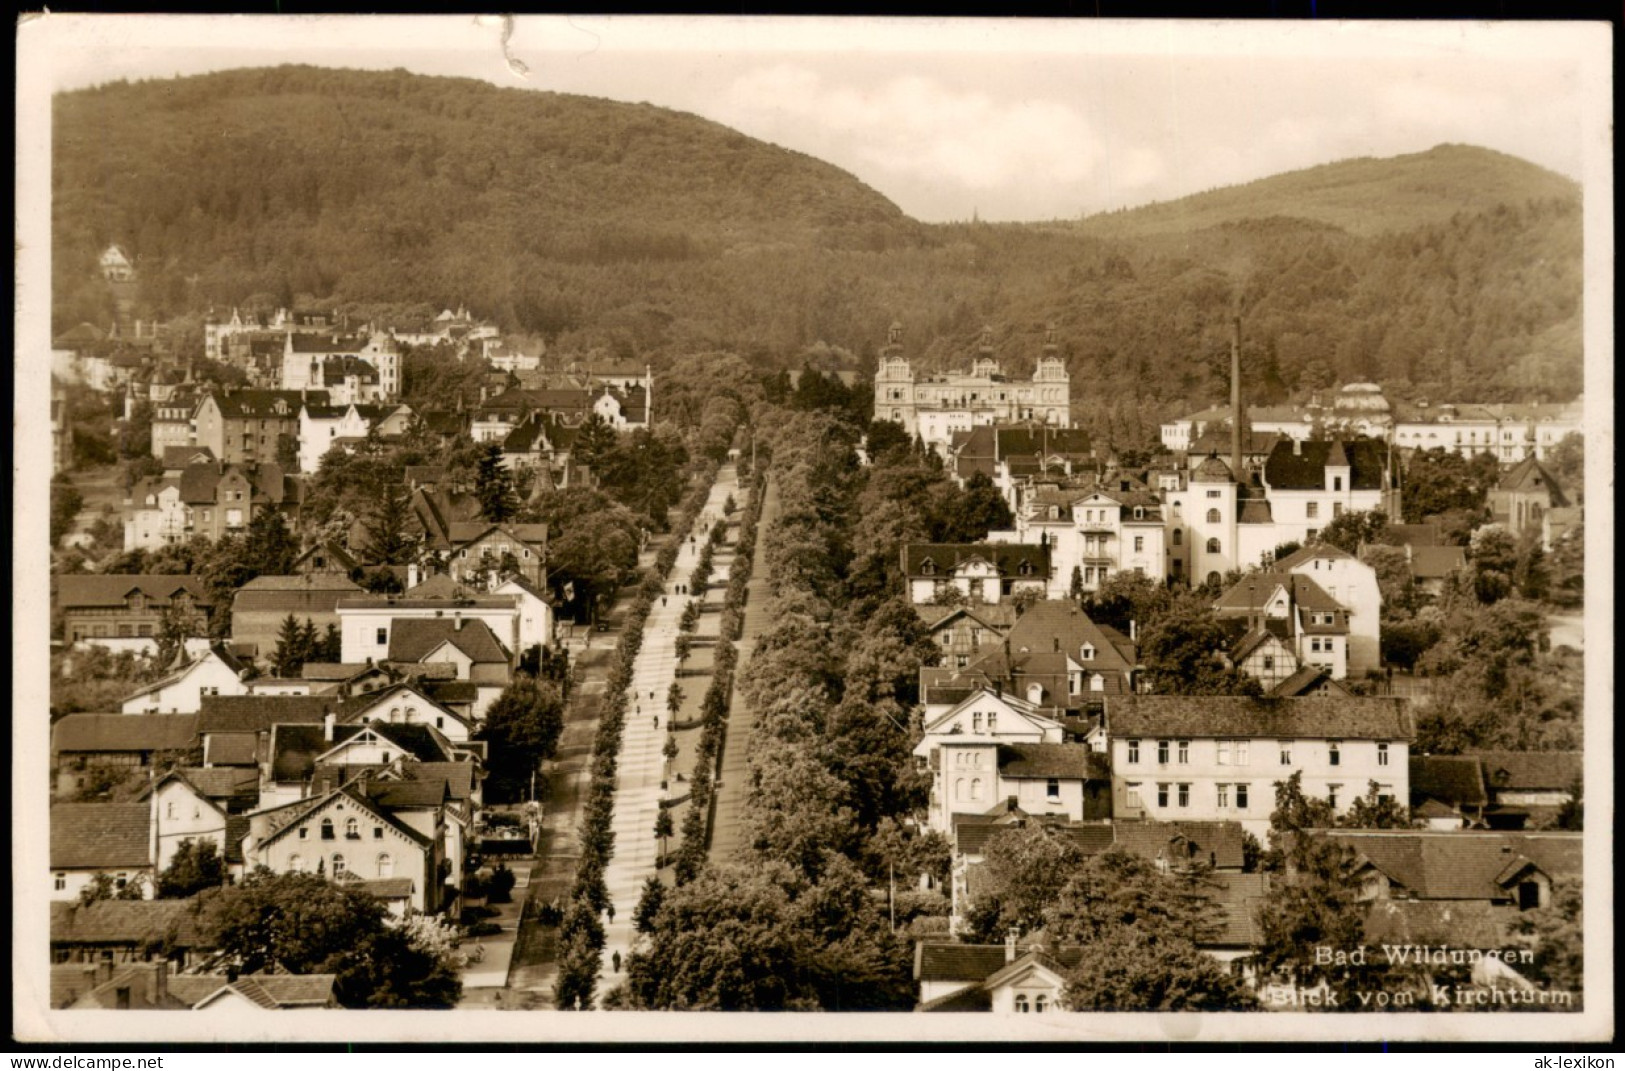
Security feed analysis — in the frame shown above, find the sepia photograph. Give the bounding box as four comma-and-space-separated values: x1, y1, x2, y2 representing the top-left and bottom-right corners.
12, 14, 1613, 1045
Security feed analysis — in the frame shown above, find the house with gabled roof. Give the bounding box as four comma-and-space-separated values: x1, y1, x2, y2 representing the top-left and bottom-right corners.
52, 714, 200, 799
915, 602, 1018, 670
54, 574, 212, 654
1107, 695, 1414, 838
193, 390, 322, 467
901, 543, 1050, 606
264, 715, 456, 808
298, 661, 396, 697
51, 803, 155, 902
335, 682, 473, 743
229, 574, 363, 662
1489, 457, 1569, 541
50, 900, 208, 974
195, 694, 338, 772
1215, 570, 1353, 681
1313, 829, 1581, 912
444, 521, 548, 587
142, 767, 256, 876
1258, 438, 1401, 548
1272, 543, 1382, 676
242, 781, 444, 913
492, 572, 555, 655
121, 644, 255, 714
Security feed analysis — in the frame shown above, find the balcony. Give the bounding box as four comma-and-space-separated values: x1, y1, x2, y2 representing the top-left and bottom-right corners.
1077, 520, 1116, 533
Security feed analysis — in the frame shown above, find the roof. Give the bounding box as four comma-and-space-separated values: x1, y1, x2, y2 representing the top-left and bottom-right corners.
362, 779, 447, 809
152, 766, 261, 803
1409, 755, 1490, 808
53, 713, 199, 754
1190, 454, 1236, 483
1321, 830, 1582, 900
161, 445, 213, 467
53, 574, 208, 610
954, 816, 1114, 858
239, 574, 364, 593
1111, 820, 1248, 871
260, 784, 433, 851
915, 942, 1012, 983
397, 761, 478, 802
445, 521, 549, 546
1108, 695, 1413, 742
403, 573, 482, 600
1494, 457, 1569, 505
203, 733, 260, 766
915, 984, 994, 1012
291, 542, 361, 573
1001, 600, 1135, 672
1264, 439, 1392, 491
996, 742, 1108, 779
388, 617, 510, 665
1361, 900, 1525, 949
51, 803, 153, 869
50, 899, 205, 948
198, 695, 338, 734
299, 662, 375, 681
1268, 666, 1351, 698
1409, 546, 1466, 580
1468, 751, 1583, 793
900, 543, 1050, 579
1207, 872, 1271, 946
273, 721, 451, 783
357, 878, 416, 900
169, 973, 337, 1009
207, 390, 325, 419
1388, 522, 1446, 546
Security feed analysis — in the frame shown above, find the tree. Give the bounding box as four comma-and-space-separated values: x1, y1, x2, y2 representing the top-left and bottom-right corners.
929, 471, 1014, 543
1068, 565, 1084, 600
1138, 592, 1263, 696
1546, 432, 1584, 502
200, 869, 460, 1008
1062, 927, 1256, 1011
271, 614, 313, 678
1340, 781, 1414, 829
654, 808, 674, 863
1507, 877, 1583, 999
634, 875, 666, 934
474, 674, 565, 801
1512, 532, 1550, 602
474, 443, 518, 522
1316, 509, 1388, 555
51, 476, 84, 548
79, 872, 148, 905
364, 478, 419, 565
244, 509, 298, 576
1468, 524, 1518, 604
157, 838, 227, 898
1045, 846, 1224, 947
962, 822, 1087, 941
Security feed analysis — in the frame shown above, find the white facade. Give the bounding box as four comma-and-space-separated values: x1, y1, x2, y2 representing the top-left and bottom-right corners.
1111, 734, 1407, 839
150, 778, 233, 873
1281, 549, 1382, 678
491, 578, 553, 654
124, 483, 189, 552
121, 650, 250, 714
298, 404, 371, 474
336, 599, 521, 665
342, 686, 471, 742
875, 342, 1071, 454
914, 690, 1066, 833
51, 866, 154, 903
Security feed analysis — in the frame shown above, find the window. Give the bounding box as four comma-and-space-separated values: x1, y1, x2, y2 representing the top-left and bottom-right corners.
166, 802, 176, 819
1333, 476, 1344, 491
1157, 784, 1170, 808
1172, 528, 1183, 546
970, 778, 983, 801
1133, 536, 1145, 553
289, 854, 303, 873
332, 854, 346, 876
1377, 743, 1390, 766
1126, 739, 1140, 764
1235, 741, 1249, 765
1157, 740, 1169, 764
299, 827, 309, 840
955, 778, 967, 799
1332, 502, 1344, 518
972, 712, 982, 733
321, 819, 335, 840
374, 826, 384, 840
54, 873, 66, 891
1035, 994, 1048, 1013
1015, 995, 1030, 1013
1328, 784, 1341, 810
1046, 778, 1061, 801
1262, 655, 1275, 671
1306, 501, 1320, 520
377, 853, 394, 878
1177, 741, 1189, 764
1080, 643, 1095, 660
1236, 783, 1249, 809
1177, 784, 1190, 808
1206, 508, 1221, 523
345, 818, 360, 839
376, 628, 388, 646
1329, 741, 1342, 766
1217, 783, 1230, 808
1126, 783, 1142, 809
987, 713, 997, 733
1206, 489, 1221, 499
1218, 741, 1230, 765
1207, 538, 1221, 554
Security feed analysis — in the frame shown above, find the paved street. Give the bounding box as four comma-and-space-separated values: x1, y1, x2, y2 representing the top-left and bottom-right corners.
597, 465, 741, 997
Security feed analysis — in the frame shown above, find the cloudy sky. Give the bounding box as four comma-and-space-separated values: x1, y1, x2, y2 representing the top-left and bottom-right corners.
32, 16, 1607, 221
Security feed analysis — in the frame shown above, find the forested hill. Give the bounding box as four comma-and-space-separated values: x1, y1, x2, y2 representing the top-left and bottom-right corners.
1067, 144, 1581, 239
54, 67, 1584, 446
53, 65, 919, 328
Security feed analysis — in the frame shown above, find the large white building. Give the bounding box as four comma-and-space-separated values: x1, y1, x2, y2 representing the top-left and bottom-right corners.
1107, 695, 1414, 839
875, 325, 1071, 453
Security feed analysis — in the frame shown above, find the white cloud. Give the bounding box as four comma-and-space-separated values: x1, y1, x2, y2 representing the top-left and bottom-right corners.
714, 63, 1102, 201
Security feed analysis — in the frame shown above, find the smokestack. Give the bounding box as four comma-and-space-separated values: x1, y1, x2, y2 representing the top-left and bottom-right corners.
323, 711, 336, 742
1230, 315, 1243, 478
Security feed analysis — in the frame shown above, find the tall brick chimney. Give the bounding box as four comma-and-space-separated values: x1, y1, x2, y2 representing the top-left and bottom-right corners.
1230, 315, 1243, 478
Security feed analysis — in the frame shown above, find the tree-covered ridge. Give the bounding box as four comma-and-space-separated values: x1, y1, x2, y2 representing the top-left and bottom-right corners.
55, 68, 1584, 440
1067, 143, 1581, 239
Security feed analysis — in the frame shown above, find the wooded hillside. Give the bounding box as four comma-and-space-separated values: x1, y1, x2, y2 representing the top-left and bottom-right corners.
54, 67, 1585, 449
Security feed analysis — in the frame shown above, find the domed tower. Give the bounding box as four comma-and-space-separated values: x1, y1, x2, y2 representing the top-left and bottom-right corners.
1189, 453, 1238, 587
875, 320, 915, 431
1033, 322, 1070, 426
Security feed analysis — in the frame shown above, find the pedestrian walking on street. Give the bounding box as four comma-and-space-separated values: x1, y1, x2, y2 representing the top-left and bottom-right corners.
613, 951, 622, 973
652, 716, 657, 730
662, 596, 667, 607
607, 903, 616, 923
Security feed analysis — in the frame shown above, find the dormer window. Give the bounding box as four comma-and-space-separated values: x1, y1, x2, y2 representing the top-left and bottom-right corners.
920, 559, 935, 576
1018, 560, 1033, 576
1080, 644, 1095, 660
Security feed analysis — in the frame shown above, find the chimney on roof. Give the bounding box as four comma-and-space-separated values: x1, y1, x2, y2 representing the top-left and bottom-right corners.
407, 563, 420, 591
1007, 797, 1019, 814
454, 611, 463, 631
1292, 437, 1302, 456
324, 711, 336, 742
140, 959, 169, 1008
1005, 928, 1019, 963
1129, 619, 1137, 642
1053, 637, 1060, 653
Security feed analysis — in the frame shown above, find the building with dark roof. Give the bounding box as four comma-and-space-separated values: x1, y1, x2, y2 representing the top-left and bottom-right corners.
193, 390, 325, 466
54, 575, 212, 650
1488, 457, 1569, 541
230, 574, 364, 660
52, 714, 200, 798
1314, 829, 1581, 911
902, 543, 1050, 607
50, 803, 155, 902
1107, 695, 1413, 837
